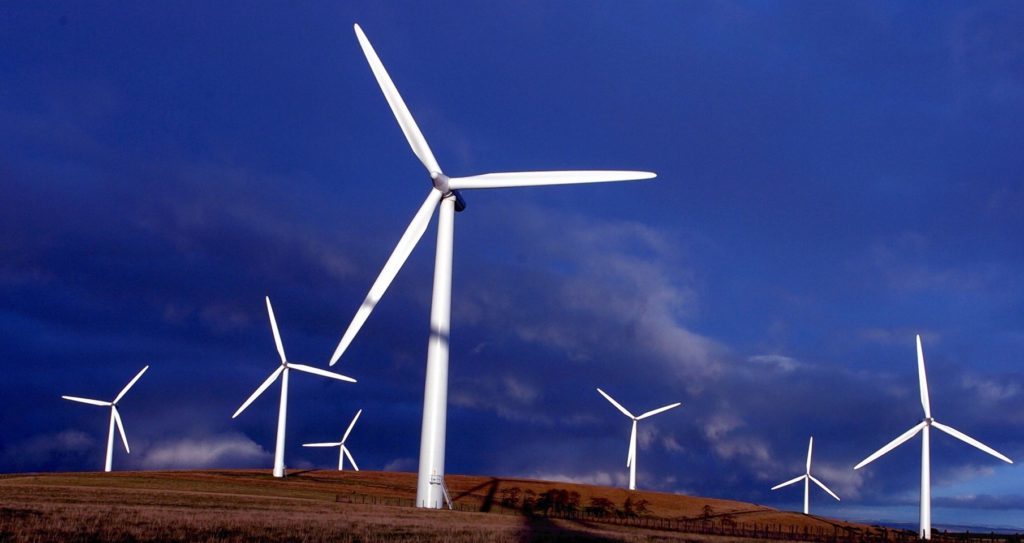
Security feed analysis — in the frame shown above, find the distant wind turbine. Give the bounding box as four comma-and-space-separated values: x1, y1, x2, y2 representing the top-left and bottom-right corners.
303, 409, 362, 471
329, 23, 656, 508
854, 335, 1013, 540
771, 436, 840, 515
597, 388, 681, 491
62, 365, 149, 472
233, 297, 357, 478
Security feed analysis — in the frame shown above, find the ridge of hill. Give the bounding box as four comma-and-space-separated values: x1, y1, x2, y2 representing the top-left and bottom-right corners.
0, 469, 888, 542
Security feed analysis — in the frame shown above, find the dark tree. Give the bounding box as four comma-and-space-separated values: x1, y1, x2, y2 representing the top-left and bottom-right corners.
566, 491, 581, 514
499, 487, 521, 509
701, 504, 714, 519
521, 489, 537, 514
634, 498, 650, 516
586, 497, 616, 517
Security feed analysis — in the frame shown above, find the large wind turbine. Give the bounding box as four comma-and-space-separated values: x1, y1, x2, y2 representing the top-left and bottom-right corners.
854, 335, 1013, 539
771, 436, 840, 515
62, 365, 148, 472
233, 296, 357, 478
597, 388, 681, 491
303, 409, 362, 471
329, 23, 656, 508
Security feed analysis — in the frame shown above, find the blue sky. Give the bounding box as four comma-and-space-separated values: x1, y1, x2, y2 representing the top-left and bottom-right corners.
2, 1, 1023, 530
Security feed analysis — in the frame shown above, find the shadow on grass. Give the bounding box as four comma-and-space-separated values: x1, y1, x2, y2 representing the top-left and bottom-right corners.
453, 477, 501, 512
284, 469, 320, 477
518, 513, 623, 543
450, 478, 623, 541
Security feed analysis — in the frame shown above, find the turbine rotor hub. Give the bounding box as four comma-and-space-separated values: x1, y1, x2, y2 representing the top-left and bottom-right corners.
431, 173, 451, 194
431, 174, 467, 212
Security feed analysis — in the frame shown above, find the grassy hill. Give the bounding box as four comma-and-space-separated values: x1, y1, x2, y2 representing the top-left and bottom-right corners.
0, 469, 887, 542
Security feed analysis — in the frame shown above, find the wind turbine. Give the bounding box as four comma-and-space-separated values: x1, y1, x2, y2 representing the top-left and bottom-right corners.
854, 335, 1013, 539
597, 388, 681, 491
329, 23, 656, 508
771, 436, 840, 515
62, 365, 148, 472
303, 409, 362, 471
233, 296, 357, 478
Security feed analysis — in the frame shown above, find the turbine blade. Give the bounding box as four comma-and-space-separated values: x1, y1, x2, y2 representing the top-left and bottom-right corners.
287, 363, 357, 383
353, 24, 441, 175
637, 402, 682, 420
932, 421, 1013, 464
62, 396, 111, 407
854, 421, 927, 469
449, 170, 656, 190
112, 406, 130, 453
113, 365, 149, 404
809, 474, 841, 501
596, 388, 634, 419
806, 436, 814, 474
341, 409, 363, 444
303, 442, 342, 447
329, 189, 443, 366
343, 446, 359, 471
232, 366, 285, 419
266, 297, 287, 364
627, 421, 637, 467
917, 335, 931, 418
771, 475, 806, 490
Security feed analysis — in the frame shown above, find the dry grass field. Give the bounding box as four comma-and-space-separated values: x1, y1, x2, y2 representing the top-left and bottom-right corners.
0, 470, 883, 542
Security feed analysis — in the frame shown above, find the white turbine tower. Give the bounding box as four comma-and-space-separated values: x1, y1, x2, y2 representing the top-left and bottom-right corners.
596, 388, 681, 491
62, 365, 149, 472
233, 296, 357, 478
303, 409, 362, 471
854, 335, 1013, 539
771, 436, 840, 515
329, 23, 656, 508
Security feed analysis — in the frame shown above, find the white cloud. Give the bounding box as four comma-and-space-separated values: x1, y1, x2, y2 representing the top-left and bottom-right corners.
748, 354, 801, 372
0, 429, 97, 470
815, 462, 866, 500
504, 376, 539, 403
702, 413, 776, 479
450, 374, 553, 425
527, 470, 627, 488
486, 206, 725, 381
139, 433, 271, 469
866, 233, 1006, 293
382, 457, 417, 472
662, 434, 686, 452
935, 464, 998, 487
962, 374, 1020, 402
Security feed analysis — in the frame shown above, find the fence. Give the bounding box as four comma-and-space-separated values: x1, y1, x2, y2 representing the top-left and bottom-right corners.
334, 492, 1021, 543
